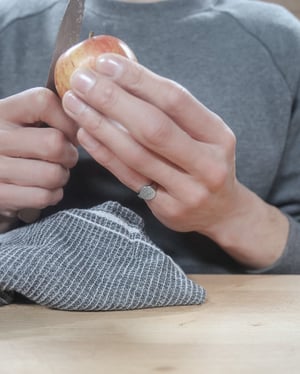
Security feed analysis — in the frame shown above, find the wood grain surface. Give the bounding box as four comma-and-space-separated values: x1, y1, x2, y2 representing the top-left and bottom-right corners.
0, 275, 299, 374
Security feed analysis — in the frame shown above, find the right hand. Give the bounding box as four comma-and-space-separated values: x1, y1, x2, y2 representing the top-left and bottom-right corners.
0, 88, 79, 216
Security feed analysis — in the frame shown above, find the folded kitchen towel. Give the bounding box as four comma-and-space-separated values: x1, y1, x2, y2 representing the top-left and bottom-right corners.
0, 201, 206, 311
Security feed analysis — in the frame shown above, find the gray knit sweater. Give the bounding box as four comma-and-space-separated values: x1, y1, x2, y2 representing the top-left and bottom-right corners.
1, 0, 300, 274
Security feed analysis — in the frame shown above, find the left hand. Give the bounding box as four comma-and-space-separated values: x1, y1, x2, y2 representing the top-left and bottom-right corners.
62, 54, 290, 270
61, 53, 241, 239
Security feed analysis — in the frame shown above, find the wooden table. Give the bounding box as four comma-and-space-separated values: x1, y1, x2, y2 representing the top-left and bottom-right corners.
0, 275, 299, 374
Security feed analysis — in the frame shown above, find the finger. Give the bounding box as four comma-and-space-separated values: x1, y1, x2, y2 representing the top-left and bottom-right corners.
78, 128, 181, 215
65, 95, 192, 193
95, 54, 234, 144
65, 72, 228, 178
0, 127, 78, 169
78, 126, 214, 228
0, 88, 78, 144
78, 128, 150, 191
0, 155, 70, 189
76, 115, 181, 192
0, 119, 19, 131
72, 102, 203, 201
0, 183, 64, 211
78, 122, 225, 225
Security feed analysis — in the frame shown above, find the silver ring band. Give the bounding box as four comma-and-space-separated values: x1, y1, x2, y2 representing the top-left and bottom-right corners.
137, 183, 157, 201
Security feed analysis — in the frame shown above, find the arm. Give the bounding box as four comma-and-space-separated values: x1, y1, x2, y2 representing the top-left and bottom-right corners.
61, 55, 290, 270
0, 88, 79, 232
252, 76, 300, 273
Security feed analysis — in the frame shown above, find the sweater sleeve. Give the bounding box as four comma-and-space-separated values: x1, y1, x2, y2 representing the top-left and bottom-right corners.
261, 82, 300, 273
230, 1, 300, 274
265, 11, 300, 273
248, 67, 300, 273
228, 3, 300, 273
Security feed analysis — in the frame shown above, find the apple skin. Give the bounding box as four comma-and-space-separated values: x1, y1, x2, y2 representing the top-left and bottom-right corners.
54, 34, 136, 98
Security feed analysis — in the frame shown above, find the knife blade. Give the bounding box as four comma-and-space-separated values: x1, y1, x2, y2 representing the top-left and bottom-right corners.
18, 0, 86, 224
46, 0, 86, 94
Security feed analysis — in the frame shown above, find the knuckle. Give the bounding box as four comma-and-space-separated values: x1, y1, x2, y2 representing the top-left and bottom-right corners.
51, 189, 64, 205
163, 80, 189, 114
43, 129, 66, 158
96, 147, 115, 167
207, 163, 229, 192
224, 128, 237, 155
143, 118, 173, 147
162, 203, 183, 222
66, 146, 79, 168
126, 62, 144, 91
85, 111, 106, 134
70, 150, 79, 168
183, 187, 208, 208
127, 145, 149, 169
0, 131, 10, 148
32, 87, 55, 111
97, 80, 117, 109
214, 114, 237, 155
45, 164, 69, 189
36, 188, 63, 208
34, 190, 54, 208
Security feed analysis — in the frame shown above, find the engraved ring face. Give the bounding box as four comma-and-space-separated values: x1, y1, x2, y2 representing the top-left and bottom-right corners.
137, 184, 157, 201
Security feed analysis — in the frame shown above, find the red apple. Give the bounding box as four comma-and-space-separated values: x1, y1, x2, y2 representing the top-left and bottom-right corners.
54, 34, 136, 98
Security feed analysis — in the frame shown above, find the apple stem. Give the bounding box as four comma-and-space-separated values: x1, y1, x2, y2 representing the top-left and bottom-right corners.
89, 31, 94, 38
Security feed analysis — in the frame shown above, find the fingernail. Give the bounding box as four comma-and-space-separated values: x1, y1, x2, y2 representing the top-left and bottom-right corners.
63, 91, 87, 115
96, 56, 123, 78
71, 68, 96, 94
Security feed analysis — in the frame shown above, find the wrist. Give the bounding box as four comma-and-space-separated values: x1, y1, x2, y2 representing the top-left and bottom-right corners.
203, 183, 289, 269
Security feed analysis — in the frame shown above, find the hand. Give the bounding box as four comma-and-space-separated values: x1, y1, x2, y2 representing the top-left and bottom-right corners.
0, 88, 78, 216
62, 55, 237, 232
62, 54, 289, 269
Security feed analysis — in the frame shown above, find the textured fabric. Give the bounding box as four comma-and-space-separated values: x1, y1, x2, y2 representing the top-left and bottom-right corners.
0, 201, 206, 310
1, 0, 300, 273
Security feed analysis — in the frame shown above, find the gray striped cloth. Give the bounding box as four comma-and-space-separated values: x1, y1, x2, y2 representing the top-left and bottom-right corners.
0, 201, 206, 311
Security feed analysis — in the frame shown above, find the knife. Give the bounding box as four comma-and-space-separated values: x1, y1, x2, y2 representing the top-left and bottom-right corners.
18, 0, 86, 223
